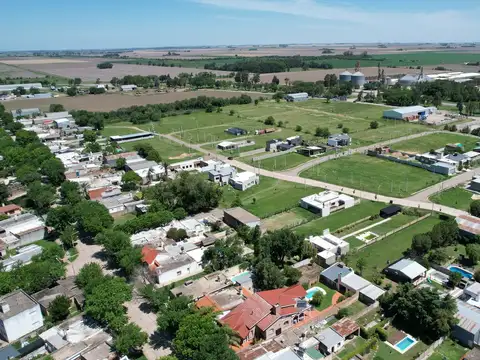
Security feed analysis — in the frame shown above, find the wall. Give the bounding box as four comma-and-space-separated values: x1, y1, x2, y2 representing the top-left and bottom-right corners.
17, 228, 46, 248
1, 304, 44, 342
157, 261, 203, 286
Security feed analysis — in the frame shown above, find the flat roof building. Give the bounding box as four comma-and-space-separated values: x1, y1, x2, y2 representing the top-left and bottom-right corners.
223, 207, 261, 229
300, 191, 355, 217
0, 214, 45, 250
110, 132, 154, 143
327, 134, 351, 147
229, 171, 259, 191
1, 83, 42, 92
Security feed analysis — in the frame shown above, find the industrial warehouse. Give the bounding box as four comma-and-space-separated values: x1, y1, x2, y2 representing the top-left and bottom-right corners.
383, 106, 437, 121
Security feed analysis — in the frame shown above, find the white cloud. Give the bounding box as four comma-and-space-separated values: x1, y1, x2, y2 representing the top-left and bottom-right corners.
192, 0, 480, 42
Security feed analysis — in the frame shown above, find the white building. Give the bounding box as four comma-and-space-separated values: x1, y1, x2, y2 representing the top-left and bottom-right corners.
0, 290, 44, 342
383, 106, 437, 121
229, 171, 259, 191
306, 229, 350, 256
125, 159, 164, 184
169, 158, 203, 173
285, 92, 308, 102
327, 134, 351, 147
0, 214, 46, 250
209, 166, 237, 186
300, 191, 355, 217
120, 84, 137, 91
1, 244, 43, 271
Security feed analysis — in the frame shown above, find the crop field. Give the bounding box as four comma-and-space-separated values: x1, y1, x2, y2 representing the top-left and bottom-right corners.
347, 216, 441, 280
430, 187, 475, 211
0, 63, 43, 78
391, 133, 479, 153
301, 154, 446, 198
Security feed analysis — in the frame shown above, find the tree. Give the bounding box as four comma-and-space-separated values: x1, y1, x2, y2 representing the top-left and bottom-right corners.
27, 182, 56, 214
337, 308, 350, 319
0, 184, 10, 204
295, 125, 302, 132
66, 87, 77, 96
75, 262, 104, 291
139, 284, 170, 312
411, 233, 432, 255
432, 92, 442, 107
172, 207, 188, 220
264, 116, 275, 126
74, 78, 82, 85
271, 75, 280, 85
17, 165, 41, 185
29, 87, 40, 95
157, 296, 194, 334
380, 284, 457, 342
370, 121, 379, 129
49, 295, 71, 322
258, 229, 304, 266
60, 181, 84, 206
470, 200, 480, 217
49, 104, 65, 112
84, 276, 132, 331
173, 310, 237, 360
474, 269, 480, 283
116, 157, 126, 170
166, 228, 188, 242
342, 127, 349, 134
75, 201, 113, 237
83, 130, 97, 143
15, 130, 39, 147
283, 266, 301, 286
202, 237, 243, 273
466, 243, 480, 264
356, 258, 367, 275
83, 141, 101, 153
252, 259, 286, 291
310, 291, 323, 307
60, 225, 78, 249
46, 206, 74, 233
113, 323, 148, 355
430, 220, 459, 249
254, 99, 259, 106
231, 194, 242, 207
427, 248, 449, 265
457, 101, 464, 114
40, 158, 66, 186
315, 127, 330, 138
252, 73, 260, 84
122, 171, 142, 190
449, 272, 462, 288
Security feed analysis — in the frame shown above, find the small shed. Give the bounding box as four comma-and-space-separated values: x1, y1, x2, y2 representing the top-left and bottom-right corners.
380, 205, 401, 218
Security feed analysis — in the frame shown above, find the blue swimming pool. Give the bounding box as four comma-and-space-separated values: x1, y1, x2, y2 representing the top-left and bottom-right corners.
395, 336, 415, 352
449, 266, 473, 279
305, 287, 326, 301
231, 271, 251, 284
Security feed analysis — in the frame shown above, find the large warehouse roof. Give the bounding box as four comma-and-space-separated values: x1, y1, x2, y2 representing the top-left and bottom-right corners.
390, 106, 427, 115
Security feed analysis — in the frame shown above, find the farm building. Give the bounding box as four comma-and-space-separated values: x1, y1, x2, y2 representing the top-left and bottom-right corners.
225, 127, 247, 136
383, 106, 437, 121
339, 71, 352, 83
0, 83, 42, 92
398, 73, 433, 86
217, 139, 254, 151
385, 259, 427, 284
379, 205, 402, 218
110, 132, 154, 143
285, 92, 308, 102
327, 134, 351, 147
120, 84, 137, 91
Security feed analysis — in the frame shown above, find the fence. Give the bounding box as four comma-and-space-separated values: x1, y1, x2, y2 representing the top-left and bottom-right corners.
368, 152, 444, 173
333, 215, 373, 236
415, 337, 445, 360
357, 213, 431, 251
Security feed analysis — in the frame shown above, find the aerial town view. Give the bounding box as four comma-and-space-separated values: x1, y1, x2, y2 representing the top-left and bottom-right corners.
1, 1, 480, 360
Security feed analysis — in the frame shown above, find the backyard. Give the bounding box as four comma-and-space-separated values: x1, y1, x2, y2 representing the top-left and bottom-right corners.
346, 216, 441, 280
391, 133, 479, 154
300, 154, 446, 198
427, 338, 468, 360
430, 186, 474, 211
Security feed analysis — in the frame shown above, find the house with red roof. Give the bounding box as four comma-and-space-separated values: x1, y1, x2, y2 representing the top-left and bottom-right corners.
220, 284, 308, 344
0, 204, 22, 217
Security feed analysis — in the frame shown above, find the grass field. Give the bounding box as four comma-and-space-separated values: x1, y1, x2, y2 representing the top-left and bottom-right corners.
427, 339, 468, 360
347, 216, 441, 280
430, 187, 474, 211
293, 201, 385, 238
376, 339, 428, 360
301, 154, 446, 198
262, 207, 316, 231
342, 213, 419, 240
243, 153, 311, 171
121, 137, 200, 162
220, 176, 320, 218
391, 133, 479, 153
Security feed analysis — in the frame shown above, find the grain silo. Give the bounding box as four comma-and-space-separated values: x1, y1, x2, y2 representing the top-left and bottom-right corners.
339, 71, 352, 83
399, 74, 417, 87
351, 71, 365, 87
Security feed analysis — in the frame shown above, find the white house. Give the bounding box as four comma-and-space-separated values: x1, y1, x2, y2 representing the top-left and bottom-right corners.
208, 166, 237, 186
1, 244, 43, 271
0, 290, 44, 342
229, 171, 259, 191
300, 191, 355, 217
306, 229, 349, 256
327, 134, 351, 147
0, 214, 46, 250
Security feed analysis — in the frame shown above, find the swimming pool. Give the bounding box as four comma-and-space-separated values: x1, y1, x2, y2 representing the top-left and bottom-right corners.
395, 336, 417, 353
231, 271, 251, 284
449, 266, 473, 279
305, 286, 326, 301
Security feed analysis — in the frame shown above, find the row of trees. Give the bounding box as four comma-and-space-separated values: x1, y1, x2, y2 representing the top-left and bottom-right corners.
110, 72, 219, 89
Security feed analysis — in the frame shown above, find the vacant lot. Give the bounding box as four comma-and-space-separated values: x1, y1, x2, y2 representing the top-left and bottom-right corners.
347, 216, 441, 280
392, 133, 479, 153
1, 90, 264, 112
220, 176, 320, 218
244, 153, 310, 171
430, 187, 474, 211
301, 154, 446, 198
261, 207, 316, 231
122, 137, 200, 163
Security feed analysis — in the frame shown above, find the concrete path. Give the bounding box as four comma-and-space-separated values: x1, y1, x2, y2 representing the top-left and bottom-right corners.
340, 218, 391, 240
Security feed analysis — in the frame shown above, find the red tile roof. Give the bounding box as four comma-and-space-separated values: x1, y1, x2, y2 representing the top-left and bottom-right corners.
257, 314, 279, 331
0, 204, 21, 214
220, 294, 271, 339
257, 284, 306, 307
196, 296, 221, 312
331, 318, 360, 338
141, 246, 158, 265
88, 187, 110, 200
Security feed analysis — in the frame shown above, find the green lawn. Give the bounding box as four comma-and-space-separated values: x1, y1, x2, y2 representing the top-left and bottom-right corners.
347, 216, 441, 280
312, 283, 338, 311
114, 213, 137, 225
120, 137, 201, 163
220, 176, 321, 218
391, 133, 479, 153
347, 300, 368, 316
262, 207, 316, 231
293, 201, 385, 238
376, 340, 428, 360
428, 338, 468, 360
341, 213, 418, 240
337, 337, 366, 359
244, 152, 311, 171
300, 154, 446, 198
430, 187, 474, 211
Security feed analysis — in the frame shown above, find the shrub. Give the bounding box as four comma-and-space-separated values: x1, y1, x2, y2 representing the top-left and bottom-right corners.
337, 307, 350, 319
310, 292, 323, 307
360, 326, 371, 339
295, 125, 302, 132
375, 327, 388, 341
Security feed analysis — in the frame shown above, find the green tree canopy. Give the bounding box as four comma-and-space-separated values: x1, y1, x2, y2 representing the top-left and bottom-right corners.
157, 296, 194, 334
252, 258, 286, 291
49, 295, 71, 322
283, 266, 301, 286
46, 206, 74, 233
113, 323, 148, 355
26, 182, 56, 214
60, 225, 78, 249
470, 200, 480, 217
60, 181, 84, 206
466, 243, 480, 264
202, 237, 243, 273
75, 262, 104, 292
40, 158, 65, 186
75, 201, 113, 237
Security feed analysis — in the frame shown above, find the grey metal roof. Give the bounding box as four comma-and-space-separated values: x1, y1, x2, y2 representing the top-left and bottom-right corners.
110, 132, 153, 141
209, 167, 235, 177
0, 290, 38, 321
315, 327, 344, 348
340, 272, 370, 291
0, 345, 20, 360
329, 134, 350, 141
126, 160, 158, 171
224, 207, 260, 224
321, 263, 352, 283
446, 153, 468, 162
456, 300, 480, 334
360, 284, 385, 301
466, 282, 480, 296
388, 259, 426, 280
340, 71, 352, 75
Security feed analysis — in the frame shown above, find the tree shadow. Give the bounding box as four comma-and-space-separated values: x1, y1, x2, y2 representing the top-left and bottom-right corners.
138, 301, 154, 314
149, 330, 173, 351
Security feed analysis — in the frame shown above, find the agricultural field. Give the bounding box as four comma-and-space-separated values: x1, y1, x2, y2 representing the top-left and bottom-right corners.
346, 216, 441, 280
0, 63, 43, 78
220, 176, 320, 219
391, 133, 479, 154
301, 154, 446, 198
430, 187, 475, 211
293, 201, 385, 238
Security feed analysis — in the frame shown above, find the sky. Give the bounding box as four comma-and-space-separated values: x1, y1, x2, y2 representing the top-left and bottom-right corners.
2, 0, 479, 51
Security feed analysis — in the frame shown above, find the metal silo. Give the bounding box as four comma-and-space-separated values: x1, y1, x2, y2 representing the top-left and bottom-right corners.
399, 74, 416, 86
339, 71, 352, 83
351, 71, 365, 87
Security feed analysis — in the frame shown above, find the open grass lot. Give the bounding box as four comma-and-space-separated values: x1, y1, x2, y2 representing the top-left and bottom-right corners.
261, 207, 316, 231
301, 154, 446, 198
391, 133, 479, 153
347, 216, 441, 280
427, 339, 468, 360
342, 213, 419, 240
293, 201, 385, 238
337, 337, 366, 359
244, 153, 311, 171
121, 137, 200, 162
220, 176, 320, 218
101, 126, 141, 137
430, 187, 474, 211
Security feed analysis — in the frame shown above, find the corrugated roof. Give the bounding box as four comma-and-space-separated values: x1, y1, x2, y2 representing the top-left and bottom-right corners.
388, 259, 426, 280
456, 215, 480, 235
359, 284, 385, 301
456, 300, 480, 334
